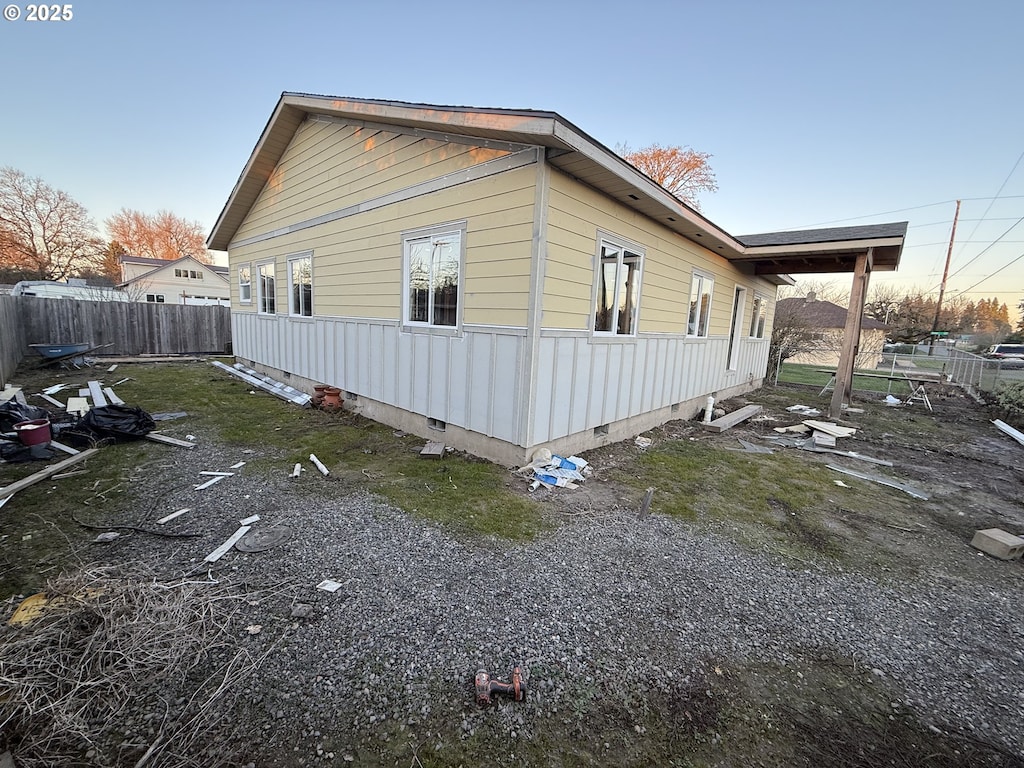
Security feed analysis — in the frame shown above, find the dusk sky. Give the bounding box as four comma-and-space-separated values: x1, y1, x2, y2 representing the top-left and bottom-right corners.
2, 0, 1022, 316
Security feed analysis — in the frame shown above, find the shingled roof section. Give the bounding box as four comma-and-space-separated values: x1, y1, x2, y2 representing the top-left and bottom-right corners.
737, 222, 909, 248
777, 297, 888, 330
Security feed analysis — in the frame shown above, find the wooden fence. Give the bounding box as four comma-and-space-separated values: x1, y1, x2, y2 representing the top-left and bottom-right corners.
0, 295, 26, 388
0, 295, 232, 387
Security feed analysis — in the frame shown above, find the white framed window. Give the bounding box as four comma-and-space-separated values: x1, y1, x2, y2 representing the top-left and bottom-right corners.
146, 294, 165, 303
288, 252, 313, 317
593, 235, 643, 336
687, 272, 714, 337
749, 293, 767, 338
174, 268, 203, 279
403, 224, 464, 328
238, 264, 252, 304
256, 261, 276, 315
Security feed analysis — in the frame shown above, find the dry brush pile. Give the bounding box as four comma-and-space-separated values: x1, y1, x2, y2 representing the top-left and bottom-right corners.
0, 564, 276, 768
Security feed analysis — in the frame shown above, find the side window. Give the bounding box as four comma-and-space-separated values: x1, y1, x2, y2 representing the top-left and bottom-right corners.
256, 261, 276, 315
403, 225, 464, 328
749, 293, 767, 338
288, 252, 313, 317
238, 264, 252, 304
593, 236, 643, 336
687, 272, 714, 337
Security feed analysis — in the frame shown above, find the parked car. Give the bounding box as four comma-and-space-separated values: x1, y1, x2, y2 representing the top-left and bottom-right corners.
985, 344, 1024, 365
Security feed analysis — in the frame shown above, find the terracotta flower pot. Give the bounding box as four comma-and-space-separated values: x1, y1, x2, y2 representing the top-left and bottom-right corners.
321, 387, 343, 410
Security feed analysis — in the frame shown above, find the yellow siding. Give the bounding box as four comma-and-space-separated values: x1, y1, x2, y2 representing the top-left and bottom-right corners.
543, 170, 778, 334
234, 119, 511, 243
230, 164, 536, 326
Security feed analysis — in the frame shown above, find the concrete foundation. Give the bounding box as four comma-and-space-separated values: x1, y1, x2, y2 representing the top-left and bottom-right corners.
970, 528, 1024, 560
235, 356, 763, 466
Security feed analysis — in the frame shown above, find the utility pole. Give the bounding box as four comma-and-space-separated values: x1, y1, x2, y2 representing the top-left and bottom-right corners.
929, 199, 960, 356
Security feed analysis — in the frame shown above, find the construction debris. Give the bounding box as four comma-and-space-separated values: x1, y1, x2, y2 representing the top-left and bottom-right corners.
210, 361, 312, 406
520, 453, 591, 490
157, 508, 191, 525
317, 579, 343, 593
970, 528, 1024, 560
992, 419, 1024, 447
204, 526, 252, 562
420, 441, 445, 458
0, 449, 100, 502
703, 404, 762, 433
826, 464, 928, 500
309, 454, 330, 476
145, 433, 196, 449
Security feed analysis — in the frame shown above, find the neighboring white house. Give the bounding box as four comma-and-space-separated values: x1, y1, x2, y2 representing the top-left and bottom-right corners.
119, 255, 230, 306
208, 93, 907, 464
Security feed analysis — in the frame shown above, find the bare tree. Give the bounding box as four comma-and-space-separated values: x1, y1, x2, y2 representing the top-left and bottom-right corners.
106, 208, 211, 263
778, 279, 849, 305
0, 167, 105, 281
618, 143, 718, 210
767, 298, 830, 382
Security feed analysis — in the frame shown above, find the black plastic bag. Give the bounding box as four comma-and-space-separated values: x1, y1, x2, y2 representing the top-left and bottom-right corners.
0, 402, 50, 433
73, 405, 156, 441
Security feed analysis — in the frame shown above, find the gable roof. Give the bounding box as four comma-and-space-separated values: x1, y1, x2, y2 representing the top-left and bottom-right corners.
119, 254, 228, 286
777, 297, 888, 330
208, 93, 906, 279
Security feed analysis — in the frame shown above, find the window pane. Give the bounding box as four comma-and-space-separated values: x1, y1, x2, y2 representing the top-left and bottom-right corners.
688, 277, 702, 335
618, 250, 641, 334
698, 282, 712, 335
595, 244, 619, 332
432, 234, 459, 326
749, 296, 761, 336
259, 264, 275, 314
407, 239, 430, 323
290, 256, 312, 316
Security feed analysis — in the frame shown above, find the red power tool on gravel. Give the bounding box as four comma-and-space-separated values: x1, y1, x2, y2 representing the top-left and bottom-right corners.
475, 666, 526, 706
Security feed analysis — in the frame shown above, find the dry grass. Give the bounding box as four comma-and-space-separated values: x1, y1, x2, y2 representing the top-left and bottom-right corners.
0, 563, 280, 767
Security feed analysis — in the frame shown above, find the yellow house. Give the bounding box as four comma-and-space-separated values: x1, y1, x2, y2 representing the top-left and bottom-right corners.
208, 94, 906, 464
119, 255, 230, 306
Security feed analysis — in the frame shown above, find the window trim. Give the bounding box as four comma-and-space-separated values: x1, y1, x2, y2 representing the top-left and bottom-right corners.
749, 292, 768, 338
687, 271, 715, 338
401, 221, 466, 331
238, 263, 252, 304
287, 251, 314, 317
591, 231, 645, 337
256, 259, 276, 315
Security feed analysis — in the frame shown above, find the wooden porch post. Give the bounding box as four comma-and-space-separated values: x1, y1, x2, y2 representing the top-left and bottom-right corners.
829, 248, 873, 418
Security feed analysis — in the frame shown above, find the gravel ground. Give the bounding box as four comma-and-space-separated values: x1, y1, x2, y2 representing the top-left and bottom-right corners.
89, 433, 1024, 766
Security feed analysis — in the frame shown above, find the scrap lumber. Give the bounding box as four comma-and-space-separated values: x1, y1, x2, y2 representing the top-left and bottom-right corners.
826, 464, 927, 500
66, 397, 90, 416
802, 420, 856, 438
145, 433, 196, 449
0, 386, 21, 404
87, 381, 108, 407
194, 475, 226, 490
48, 440, 80, 456
420, 441, 446, 458
157, 508, 191, 525
799, 443, 892, 466
35, 393, 65, 408
0, 449, 100, 501
42, 384, 66, 395
102, 387, 124, 405
210, 361, 312, 406
703, 404, 761, 433
992, 419, 1024, 448
204, 525, 252, 562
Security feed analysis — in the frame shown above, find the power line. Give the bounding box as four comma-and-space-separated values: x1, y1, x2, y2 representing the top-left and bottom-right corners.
952, 148, 1024, 263
936, 214, 1024, 287
946, 249, 1024, 300
792, 195, 1024, 228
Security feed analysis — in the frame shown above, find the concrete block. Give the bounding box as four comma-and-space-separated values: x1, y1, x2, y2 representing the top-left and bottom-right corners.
970, 528, 1024, 560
